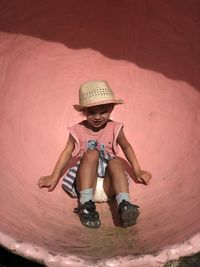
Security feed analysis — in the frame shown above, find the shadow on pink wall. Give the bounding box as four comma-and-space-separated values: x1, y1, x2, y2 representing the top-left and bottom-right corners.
0, 0, 200, 90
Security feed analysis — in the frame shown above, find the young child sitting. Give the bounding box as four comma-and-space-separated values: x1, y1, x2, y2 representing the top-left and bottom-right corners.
38, 80, 151, 228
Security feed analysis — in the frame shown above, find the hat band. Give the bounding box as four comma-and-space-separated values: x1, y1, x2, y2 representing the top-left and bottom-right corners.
73, 98, 124, 111
80, 94, 115, 106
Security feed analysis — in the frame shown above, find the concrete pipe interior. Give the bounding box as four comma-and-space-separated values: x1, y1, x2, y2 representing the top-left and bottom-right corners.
0, 1, 200, 266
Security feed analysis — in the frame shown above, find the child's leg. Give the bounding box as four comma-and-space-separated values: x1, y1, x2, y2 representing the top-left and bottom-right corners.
75, 149, 100, 228
76, 149, 99, 202
104, 158, 139, 227
104, 158, 129, 203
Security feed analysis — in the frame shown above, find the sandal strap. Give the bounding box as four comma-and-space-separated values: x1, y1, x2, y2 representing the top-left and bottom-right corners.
73, 200, 96, 214
118, 200, 140, 227
80, 210, 99, 220
74, 200, 101, 228
118, 200, 139, 214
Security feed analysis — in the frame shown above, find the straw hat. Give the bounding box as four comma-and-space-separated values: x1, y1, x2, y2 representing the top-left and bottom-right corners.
73, 80, 124, 111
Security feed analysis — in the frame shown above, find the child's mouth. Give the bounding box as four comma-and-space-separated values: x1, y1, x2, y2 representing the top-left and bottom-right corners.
93, 121, 103, 126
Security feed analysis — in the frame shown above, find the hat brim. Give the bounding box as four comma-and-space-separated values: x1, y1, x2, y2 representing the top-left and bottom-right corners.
73, 99, 124, 111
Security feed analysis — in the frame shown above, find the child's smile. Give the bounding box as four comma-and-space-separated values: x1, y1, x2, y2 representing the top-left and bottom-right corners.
84, 104, 114, 130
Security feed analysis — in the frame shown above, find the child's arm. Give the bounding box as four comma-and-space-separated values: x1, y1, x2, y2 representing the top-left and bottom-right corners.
38, 134, 75, 191
117, 129, 152, 184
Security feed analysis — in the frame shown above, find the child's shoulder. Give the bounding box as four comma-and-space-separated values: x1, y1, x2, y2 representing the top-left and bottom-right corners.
107, 120, 124, 127
69, 120, 85, 127
68, 120, 85, 131
104, 120, 124, 136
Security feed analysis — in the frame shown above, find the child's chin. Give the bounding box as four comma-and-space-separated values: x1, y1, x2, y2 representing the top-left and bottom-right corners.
93, 122, 105, 128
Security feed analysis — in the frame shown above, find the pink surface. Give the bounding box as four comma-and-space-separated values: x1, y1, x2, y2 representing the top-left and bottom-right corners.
0, 1, 200, 266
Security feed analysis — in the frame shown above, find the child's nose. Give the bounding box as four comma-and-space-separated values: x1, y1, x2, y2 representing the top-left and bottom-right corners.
94, 113, 101, 120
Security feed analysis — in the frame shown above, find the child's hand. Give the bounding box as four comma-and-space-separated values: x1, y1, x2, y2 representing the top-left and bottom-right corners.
38, 175, 59, 192
135, 170, 152, 185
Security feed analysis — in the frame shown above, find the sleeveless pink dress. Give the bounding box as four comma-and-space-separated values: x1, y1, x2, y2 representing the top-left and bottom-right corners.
62, 120, 123, 197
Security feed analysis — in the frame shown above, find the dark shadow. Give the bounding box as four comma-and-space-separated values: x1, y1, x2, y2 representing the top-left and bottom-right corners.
0, 246, 44, 267
0, 0, 199, 90
107, 198, 121, 227
164, 252, 200, 267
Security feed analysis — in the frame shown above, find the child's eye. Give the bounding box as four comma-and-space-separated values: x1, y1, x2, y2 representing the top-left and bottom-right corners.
87, 111, 96, 115
86, 109, 108, 116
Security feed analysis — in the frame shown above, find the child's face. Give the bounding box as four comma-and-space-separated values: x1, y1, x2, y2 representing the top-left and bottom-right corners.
84, 104, 114, 129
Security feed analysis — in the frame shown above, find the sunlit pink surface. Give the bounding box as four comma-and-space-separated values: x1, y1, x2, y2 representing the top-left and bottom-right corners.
0, 1, 200, 266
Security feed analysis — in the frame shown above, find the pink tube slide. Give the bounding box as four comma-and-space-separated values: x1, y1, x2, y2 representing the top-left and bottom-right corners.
0, 1, 200, 266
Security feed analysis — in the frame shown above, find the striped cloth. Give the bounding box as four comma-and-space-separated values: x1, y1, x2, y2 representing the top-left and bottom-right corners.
62, 140, 113, 198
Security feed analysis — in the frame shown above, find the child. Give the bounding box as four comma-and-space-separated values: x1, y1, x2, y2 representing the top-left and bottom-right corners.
38, 80, 151, 228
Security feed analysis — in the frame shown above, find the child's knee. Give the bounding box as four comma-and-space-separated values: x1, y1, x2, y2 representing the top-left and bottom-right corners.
107, 158, 128, 182
82, 149, 99, 163
108, 158, 124, 170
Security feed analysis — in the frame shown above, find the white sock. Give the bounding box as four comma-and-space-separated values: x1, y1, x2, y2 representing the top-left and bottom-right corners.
116, 192, 130, 206
80, 188, 94, 204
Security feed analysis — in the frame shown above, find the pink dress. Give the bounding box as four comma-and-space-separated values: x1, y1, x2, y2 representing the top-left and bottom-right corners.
62, 120, 123, 197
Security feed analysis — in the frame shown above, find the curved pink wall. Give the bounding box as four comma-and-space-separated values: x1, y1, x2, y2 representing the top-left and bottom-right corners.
0, 1, 200, 266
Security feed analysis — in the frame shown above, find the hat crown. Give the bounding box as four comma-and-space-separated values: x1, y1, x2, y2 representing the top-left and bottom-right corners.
79, 80, 115, 105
